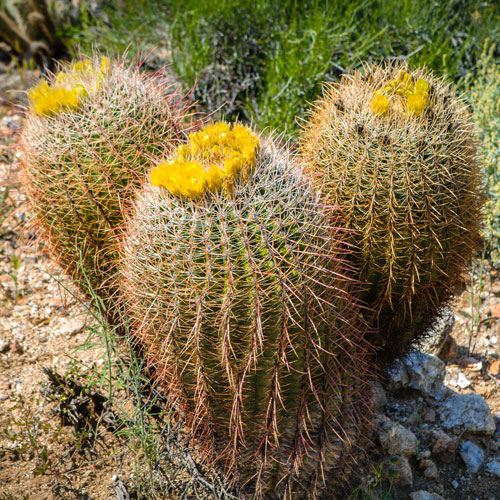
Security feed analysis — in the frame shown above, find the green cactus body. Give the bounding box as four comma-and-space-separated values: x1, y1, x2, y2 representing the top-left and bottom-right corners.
299, 63, 484, 364
20, 57, 188, 323
120, 132, 372, 498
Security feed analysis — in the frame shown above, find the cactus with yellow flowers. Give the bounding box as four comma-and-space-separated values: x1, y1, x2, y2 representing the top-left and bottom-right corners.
20, 56, 188, 323
300, 63, 484, 364
120, 122, 372, 498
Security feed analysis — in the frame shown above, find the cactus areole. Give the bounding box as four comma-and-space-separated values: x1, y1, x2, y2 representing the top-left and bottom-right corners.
300, 63, 484, 364
121, 125, 372, 498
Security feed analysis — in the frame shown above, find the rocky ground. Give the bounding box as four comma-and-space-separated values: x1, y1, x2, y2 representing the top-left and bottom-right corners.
0, 68, 499, 500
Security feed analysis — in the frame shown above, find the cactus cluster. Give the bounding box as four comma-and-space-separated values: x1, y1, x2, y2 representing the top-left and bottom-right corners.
299, 63, 484, 363
20, 52, 486, 498
20, 56, 188, 323
120, 124, 372, 498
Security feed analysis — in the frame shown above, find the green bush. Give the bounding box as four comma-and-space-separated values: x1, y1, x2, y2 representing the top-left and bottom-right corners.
70, 1, 500, 136
468, 43, 500, 253
168, 0, 499, 134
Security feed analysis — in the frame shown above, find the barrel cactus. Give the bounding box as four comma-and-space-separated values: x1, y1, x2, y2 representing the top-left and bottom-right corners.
120, 122, 372, 498
20, 55, 188, 323
299, 63, 484, 364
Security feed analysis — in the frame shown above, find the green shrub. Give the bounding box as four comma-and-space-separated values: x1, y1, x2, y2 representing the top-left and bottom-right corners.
70, 1, 500, 136
468, 43, 500, 254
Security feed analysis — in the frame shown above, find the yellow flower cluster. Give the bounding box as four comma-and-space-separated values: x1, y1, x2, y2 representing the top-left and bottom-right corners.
28, 57, 110, 116
150, 122, 260, 199
371, 70, 430, 117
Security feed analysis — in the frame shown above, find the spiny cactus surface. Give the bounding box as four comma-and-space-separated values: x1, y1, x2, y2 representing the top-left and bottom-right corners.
20, 56, 189, 323
300, 63, 484, 364
120, 124, 373, 499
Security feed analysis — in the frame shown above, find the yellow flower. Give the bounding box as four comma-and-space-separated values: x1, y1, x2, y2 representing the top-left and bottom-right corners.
100, 57, 110, 74
373, 73, 430, 118
396, 70, 412, 85
371, 94, 389, 116
28, 81, 84, 116
28, 57, 110, 116
415, 78, 429, 93
407, 93, 428, 116
150, 122, 260, 199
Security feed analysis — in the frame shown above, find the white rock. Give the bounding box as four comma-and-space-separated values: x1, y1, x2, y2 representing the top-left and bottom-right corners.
450, 371, 472, 389
440, 393, 496, 435
380, 422, 419, 457
59, 318, 86, 337
410, 491, 445, 500
460, 441, 484, 473
387, 351, 445, 398
485, 461, 500, 478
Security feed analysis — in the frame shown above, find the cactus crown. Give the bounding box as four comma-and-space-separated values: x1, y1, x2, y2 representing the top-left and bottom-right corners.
370, 69, 430, 116
150, 121, 260, 198
300, 62, 484, 363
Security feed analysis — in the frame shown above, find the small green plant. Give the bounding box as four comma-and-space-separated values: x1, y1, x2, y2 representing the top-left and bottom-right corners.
457, 248, 488, 355
349, 462, 395, 499
2, 393, 59, 475
300, 63, 485, 365
8, 255, 21, 300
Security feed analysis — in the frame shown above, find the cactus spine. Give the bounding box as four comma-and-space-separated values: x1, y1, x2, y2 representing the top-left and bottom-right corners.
120, 124, 372, 498
20, 56, 188, 322
299, 63, 484, 364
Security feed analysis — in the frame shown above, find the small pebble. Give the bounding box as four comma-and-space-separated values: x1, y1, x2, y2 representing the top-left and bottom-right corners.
0, 339, 10, 353
12, 340, 24, 354
460, 441, 484, 473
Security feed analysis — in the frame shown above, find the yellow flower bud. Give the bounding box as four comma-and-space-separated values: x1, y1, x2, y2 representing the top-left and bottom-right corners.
371, 94, 389, 116
407, 93, 428, 116
415, 78, 429, 93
